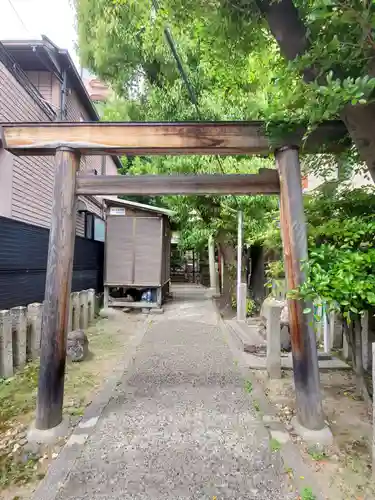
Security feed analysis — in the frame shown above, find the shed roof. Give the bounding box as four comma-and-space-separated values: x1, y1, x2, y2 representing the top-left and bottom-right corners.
103, 196, 174, 217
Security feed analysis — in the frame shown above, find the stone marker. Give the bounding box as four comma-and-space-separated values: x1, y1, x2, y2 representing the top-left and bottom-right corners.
0, 310, 13, 378
11, 306, 27, 368
67, 330, 89, 362
266, 300, 284, 379
329, 311, 343, 350
280, 304, 291, 351
27, 302, 43, 360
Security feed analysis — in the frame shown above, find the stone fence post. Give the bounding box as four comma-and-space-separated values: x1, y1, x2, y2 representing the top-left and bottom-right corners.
11, 306, 27, 369
27, 303, 43, 360
79, 290, 89, 330
87, 289, 96, 324
71, 292, 80, 331
266, 300, 284, 379
0, 310, 13, 377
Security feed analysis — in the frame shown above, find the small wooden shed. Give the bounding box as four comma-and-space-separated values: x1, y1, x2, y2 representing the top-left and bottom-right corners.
103, 196, 173, 309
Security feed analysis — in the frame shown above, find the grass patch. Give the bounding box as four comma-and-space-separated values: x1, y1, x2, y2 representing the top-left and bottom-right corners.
307, 446, 327, 461
0, 363, 39, 431
65, 406, 85, 417
244, 380, 253, 394
270, 438, 281, 452
0, 454, 41, 489
253, 400, 260, 412
0, 317, 138, 494
301, 487, 316, 500
285, 466, 293, 476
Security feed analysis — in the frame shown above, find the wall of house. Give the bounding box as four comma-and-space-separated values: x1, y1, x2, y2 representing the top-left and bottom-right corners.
65, 88, 119, 177
0, 61, 55, 229
25, 71, 53, 105
0, 61, 104, 236
305, 170, 374, 193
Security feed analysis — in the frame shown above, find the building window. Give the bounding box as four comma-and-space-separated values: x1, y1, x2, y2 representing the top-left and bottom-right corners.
94, 218, 105, 242
85, 213, 105, 242
85, 213, 94, 239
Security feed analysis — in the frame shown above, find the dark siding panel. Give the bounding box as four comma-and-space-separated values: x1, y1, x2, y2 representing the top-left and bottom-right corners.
0, 216, 103, 309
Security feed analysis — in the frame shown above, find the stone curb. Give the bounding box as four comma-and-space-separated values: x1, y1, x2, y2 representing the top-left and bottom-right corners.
215, 304, 326, 500
32, 317, 151, 500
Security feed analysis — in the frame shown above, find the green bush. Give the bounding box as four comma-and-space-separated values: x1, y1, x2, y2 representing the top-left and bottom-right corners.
231, 296, 255, 317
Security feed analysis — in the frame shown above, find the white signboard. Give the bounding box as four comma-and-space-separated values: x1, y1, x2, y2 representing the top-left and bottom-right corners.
109, 207, 126, 216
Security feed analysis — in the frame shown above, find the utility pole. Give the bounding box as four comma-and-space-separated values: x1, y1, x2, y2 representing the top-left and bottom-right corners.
208, 235, 217, 293
237, 210, 246, 321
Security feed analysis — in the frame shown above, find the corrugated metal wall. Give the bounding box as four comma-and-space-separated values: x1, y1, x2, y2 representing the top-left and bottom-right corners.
0, 216, 104, 310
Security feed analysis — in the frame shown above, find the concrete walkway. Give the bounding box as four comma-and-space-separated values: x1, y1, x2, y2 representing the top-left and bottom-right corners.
49, 285, 294, 499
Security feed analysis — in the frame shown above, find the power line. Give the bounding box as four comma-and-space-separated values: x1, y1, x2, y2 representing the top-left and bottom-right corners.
7, 0, 29, 33
151, 2, 239, 208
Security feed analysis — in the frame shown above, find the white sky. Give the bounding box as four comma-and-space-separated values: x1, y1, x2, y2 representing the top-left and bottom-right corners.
0, 0, 79, 68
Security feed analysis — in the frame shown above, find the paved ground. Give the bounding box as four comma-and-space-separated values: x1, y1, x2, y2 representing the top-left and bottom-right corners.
53, 285, 294, 499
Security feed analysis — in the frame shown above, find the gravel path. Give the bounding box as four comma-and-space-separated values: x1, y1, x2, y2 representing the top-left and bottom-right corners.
55, 285, 293, 499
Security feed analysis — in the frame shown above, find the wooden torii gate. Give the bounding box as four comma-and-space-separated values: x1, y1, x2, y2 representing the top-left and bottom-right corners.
0, 120, 349, 434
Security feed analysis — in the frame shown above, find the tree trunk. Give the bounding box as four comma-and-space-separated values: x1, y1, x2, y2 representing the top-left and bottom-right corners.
217, 231, 236, 313
256, 0, 375, 182
340, 103, 375, 181
344, 318, 371, 403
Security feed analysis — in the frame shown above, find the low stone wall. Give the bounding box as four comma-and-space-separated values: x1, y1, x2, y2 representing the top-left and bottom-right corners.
0, 288, 96, 379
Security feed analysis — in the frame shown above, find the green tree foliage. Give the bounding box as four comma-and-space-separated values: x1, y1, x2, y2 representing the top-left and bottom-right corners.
301, 188, 375, 318
75, 0, 375, 324
76, 1, 375, 133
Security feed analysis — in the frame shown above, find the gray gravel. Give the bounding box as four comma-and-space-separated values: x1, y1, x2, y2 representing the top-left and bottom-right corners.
56, 285, 293, 499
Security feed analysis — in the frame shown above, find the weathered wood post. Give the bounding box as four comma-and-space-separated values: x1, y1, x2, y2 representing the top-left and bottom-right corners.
276, 146, 325, 431
36, 147, 80, 430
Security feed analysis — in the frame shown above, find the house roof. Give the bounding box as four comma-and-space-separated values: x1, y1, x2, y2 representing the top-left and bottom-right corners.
103, 196, 174, 217
1, 35, 123, 170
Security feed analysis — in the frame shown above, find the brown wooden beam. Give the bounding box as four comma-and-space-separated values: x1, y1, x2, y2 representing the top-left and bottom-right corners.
36, 147, 80, 430
1, 120, 349, 156
276, 145, 324, 431
76, 171, 280, 196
